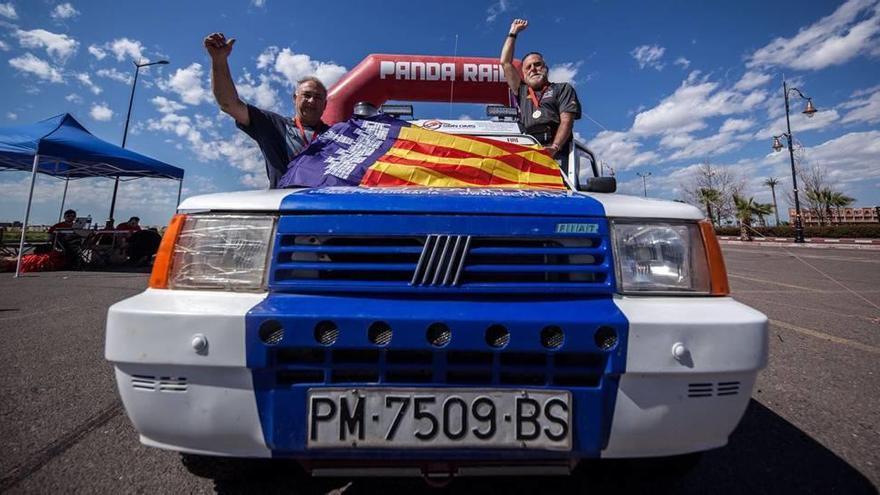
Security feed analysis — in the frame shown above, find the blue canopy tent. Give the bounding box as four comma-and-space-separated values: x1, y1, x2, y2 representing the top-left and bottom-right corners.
0, 113, 184, 277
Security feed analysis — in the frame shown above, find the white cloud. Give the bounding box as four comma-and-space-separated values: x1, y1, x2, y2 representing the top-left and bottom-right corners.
7, 112, 17, 120
96, 67, 132, 84
851, 83, 880, 97
747, 0, 880, 70
183, 175, 219, 196
237, 71, 280, 111
840, 89, 880, 124
257, 46, 278, 69
666, 132, 743, 161
147, 112, 195, 138
146, 111, 268, 188
755, 108, 840, 139
9, 53, 63, 83
251, 0, 266, 6
65, 93, 82, 103
632, 73, 767, 135
802, 131, 880, 184
588, 130, 660, 171
762, 130, 880, 186
615, 161, 697, 198
0, 2, 17, 19
109, 37, 145, 62
656, 125, 752, 162
719, 118, 755, 134
75, 72, 102, 94
89, 103, 113, 121
147, 111, 193, 137
158, 63, 211, 105
0, 173, 182, 226
88, 44, 106, 60
631, 44, 666, 70
673, 57, 690, 69
659, 132, 693, 149
734, 71, 772, 91
548, 62, 580, 85
486, 0, 509, 22
51, 2, 80, 19
272, 48, 347, 88
14, 28, 79, 62
151, 96, 185, 114
0, 40, 9, 51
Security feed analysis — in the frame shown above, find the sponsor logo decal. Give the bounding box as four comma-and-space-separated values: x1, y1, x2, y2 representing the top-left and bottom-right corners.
421, 120, 442, 130
379, 60, 505, 82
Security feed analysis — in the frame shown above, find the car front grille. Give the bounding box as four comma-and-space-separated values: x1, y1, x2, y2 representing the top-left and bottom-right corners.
269, 215, 613, 295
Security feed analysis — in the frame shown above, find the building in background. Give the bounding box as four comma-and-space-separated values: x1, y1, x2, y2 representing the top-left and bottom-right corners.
790, 206, 879, 226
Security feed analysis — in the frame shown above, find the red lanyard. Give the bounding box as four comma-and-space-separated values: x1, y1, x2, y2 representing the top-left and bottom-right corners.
527, 84, 550, 110
294, 116, 319, 144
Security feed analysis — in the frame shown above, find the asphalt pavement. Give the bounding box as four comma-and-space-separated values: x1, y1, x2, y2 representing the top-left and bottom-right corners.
0, 244, 877, 494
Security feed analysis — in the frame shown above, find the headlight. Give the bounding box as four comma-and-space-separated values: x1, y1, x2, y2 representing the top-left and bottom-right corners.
168, 214, 276, 291
611, 221, 711, 294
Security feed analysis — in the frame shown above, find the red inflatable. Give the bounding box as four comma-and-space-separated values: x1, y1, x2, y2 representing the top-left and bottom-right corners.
19, 251, 66, 272
324, 54, 522, 124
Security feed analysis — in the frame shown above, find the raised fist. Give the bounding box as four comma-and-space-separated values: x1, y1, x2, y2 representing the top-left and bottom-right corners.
204, 32, 236, 60
510, 19, 528, 35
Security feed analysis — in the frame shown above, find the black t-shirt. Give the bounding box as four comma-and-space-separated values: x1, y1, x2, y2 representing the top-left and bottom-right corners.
236, 104, 328, 188
516, 82, 581, 149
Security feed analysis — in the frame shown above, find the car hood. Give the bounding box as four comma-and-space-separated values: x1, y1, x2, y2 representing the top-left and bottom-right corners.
178, 187, 704, 220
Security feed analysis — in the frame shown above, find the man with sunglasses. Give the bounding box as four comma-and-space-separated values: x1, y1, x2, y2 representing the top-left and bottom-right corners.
500, 19, 581, 161
205, 32, 329, 188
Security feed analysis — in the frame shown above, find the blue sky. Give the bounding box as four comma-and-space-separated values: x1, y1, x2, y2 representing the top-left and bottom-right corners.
1, 0, 879, 226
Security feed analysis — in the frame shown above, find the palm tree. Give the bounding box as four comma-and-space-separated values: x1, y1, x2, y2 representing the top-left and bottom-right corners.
753, 203, 775, 227
763, 177, 781, 226
805, 188, 826, 226
829, 191, 855, 224
697, 188, 721, 226
733, 195, 757, 241
821, 188, 837, 226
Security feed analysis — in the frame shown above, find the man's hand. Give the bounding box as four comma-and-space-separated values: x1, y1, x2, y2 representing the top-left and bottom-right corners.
509, 19, 528, 35
206, 32, 248, 125
204, 32, 236, 60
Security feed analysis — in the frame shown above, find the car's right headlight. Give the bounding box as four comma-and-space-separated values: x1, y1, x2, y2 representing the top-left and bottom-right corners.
611, 220, 728, 295
150, 213, 276, 291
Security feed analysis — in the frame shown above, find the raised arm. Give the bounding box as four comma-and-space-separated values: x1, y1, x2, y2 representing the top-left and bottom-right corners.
500, 19, 528, 93
204, 32, 249, 126
549, 112, 575, 157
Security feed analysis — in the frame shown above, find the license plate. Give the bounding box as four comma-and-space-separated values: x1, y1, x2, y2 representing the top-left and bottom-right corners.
307, 388, 571, 450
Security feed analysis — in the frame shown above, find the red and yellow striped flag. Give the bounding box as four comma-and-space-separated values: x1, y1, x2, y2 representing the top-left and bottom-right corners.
279, 115, 566, 189
362, 125, 565, 189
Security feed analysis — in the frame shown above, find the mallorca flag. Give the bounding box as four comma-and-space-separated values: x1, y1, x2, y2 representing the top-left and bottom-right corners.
277, 114, 565, 189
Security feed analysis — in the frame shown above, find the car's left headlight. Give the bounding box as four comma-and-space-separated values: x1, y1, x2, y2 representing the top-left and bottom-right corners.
150, 214, 277, 291
611, 221, 712, 294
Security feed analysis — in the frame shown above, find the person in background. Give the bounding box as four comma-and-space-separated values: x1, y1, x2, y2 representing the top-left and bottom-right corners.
500, 18, 581, 161
115, 217, 141, 231
46, 209, 81, 266
126, 228, 161, 266
48, 209, 76, 233
204, 32, 330, 188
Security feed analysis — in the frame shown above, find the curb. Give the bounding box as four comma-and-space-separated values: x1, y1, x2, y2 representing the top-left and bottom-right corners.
717, 236, 880, 245
719, 239, 880, 251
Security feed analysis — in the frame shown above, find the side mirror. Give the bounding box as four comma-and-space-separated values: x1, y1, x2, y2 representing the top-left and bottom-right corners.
579, 177, 617, 193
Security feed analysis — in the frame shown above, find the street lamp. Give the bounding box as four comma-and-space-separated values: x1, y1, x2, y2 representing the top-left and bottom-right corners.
106, 59, 170, 229
771, 78, 816, 244
636, 171, 651, 197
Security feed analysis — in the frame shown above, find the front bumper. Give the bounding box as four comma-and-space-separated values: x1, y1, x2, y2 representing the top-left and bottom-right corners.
105, 289, 767, 463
